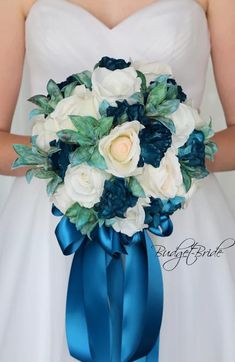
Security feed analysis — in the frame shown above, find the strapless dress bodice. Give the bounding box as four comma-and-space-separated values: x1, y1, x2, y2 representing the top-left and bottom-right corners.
25, 0, 210, 109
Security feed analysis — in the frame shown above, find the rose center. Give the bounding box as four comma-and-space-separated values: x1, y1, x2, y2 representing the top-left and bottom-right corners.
110, 136, 132, 162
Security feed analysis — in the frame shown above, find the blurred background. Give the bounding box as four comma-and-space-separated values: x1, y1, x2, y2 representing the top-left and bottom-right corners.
1, 58, 235, 215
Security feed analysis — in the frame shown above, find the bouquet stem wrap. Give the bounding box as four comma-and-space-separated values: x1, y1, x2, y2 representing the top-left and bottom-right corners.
53, 208, 171, 362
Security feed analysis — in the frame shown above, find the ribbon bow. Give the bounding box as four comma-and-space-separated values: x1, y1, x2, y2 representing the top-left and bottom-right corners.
53, 206, 173, 362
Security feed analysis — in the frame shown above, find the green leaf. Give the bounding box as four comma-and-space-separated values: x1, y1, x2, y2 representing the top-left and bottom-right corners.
99, 100, 110, 117
47, 175, 62, 196
147, 82, 167, 107
33, 169, 57, 179
201, 125, 215, 140
205, 142, 218, 161
12, 154, 47, 169
75, 208, 92, 230
65, 203, 98, 238
182, 163, 209, 180
166, 84, 178, 100
27, 95, 54, 114
47, 79, 63, 101
81, 219, 98, 238
129, 92, 144, 104
87, 146, 107, 170
136, 70, 147, 92
29, 108, 45, 121
181, 167, 191, 192
95, 117, 113, 138
128, 177, 145, 197
25, 169, 34, 183
57, 129, 96, 146
69, 146, 93, 166
66, 203, 80, 223
73, 71, 92, 90
105, 218, 116, 227
157, 117, 176, 133
98, 219, 105, 227
47, 146, 61, 156
148, 99, 180, 117
13, 144, 34, 157
61, 81, 79, 98
69, 115, 98, 144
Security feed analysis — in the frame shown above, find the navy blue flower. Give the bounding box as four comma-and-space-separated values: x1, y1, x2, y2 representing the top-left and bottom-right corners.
97, 56, 131, 70
94, 177, 138, 219
106, 100, 149, 126
57, 75, 78, 94
138, 120, 172, 167
49, 140, 76, 179
167, 78, 187, 102
144, 196, 183, 228
178, 130, 205, 168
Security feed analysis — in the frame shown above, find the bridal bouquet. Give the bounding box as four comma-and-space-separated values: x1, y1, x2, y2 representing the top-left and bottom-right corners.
13, 56, 217, 237
12, 56, 217, 361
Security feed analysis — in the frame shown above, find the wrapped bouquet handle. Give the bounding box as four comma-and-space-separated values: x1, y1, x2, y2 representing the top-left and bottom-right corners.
12, 56, 218, 361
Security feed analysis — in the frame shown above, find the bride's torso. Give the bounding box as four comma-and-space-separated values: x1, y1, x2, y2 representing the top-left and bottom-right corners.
24, 0, 211, 109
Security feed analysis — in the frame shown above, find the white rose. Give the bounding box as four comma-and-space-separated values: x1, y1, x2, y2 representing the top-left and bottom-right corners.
50, 184, 74, 214
51, 85, 99, 130
177, 179, 200, 208
112, 197, 150, 237
170, 103, 196, 149
136, 148, 183, 199
64, 164, 109, 208
91, 66, 141, 105
98, 121, 143, 177
133, 60, 173, 85
192, 107, 207, 130
32, 114, 60, 151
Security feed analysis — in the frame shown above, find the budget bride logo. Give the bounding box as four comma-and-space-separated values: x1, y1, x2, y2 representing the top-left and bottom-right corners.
152, 237, 235, 271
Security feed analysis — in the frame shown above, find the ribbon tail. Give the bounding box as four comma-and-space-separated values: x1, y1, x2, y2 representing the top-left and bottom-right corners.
66, 243, 92, 362
121, 236, 148, 362
107, 254, 125, 362
131, 230, 163, 360
82, 239, 111, 362
121, 230, 163, 362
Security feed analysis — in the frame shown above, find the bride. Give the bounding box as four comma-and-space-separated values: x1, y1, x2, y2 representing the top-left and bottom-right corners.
0, 0, 235, 361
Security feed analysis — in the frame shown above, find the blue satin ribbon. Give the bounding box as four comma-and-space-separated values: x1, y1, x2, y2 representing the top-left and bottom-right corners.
52, 206, 172, 362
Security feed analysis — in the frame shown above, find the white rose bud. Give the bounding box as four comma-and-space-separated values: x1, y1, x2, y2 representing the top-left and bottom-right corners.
91, 66, 141, 105
112, 197, 150, 237
170, 103, 196, 149
133, 60, 173, 85
177, 179, 200, 208
136, 148, 183, 199
32, 114, 60, 151
51, 84, 99, 130
98, 121, 143, 177
50, 184, 74, 214
64, 164, 109, 208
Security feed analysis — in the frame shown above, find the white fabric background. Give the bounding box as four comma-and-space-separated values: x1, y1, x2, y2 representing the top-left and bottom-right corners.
1, 58, 235, 214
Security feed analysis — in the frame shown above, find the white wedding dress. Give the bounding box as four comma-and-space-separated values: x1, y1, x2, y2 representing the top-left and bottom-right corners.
0, 0, 235, 361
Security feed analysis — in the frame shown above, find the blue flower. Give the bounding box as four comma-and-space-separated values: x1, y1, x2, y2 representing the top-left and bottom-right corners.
96, 56, 131, 70
178, 130, 205, 168
94, 177, 138, 219
106, 100, 148, 126
57, 75, 78, 94
49, 140, 76, 179
138, 121, 172, 167
144, 196, 184, 228
167, 78, 187, 102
